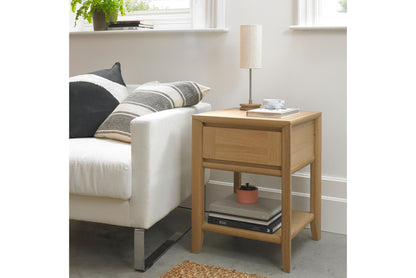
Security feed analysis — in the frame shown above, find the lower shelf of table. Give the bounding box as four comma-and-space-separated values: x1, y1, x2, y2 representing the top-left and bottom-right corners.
202, 210, 314, 244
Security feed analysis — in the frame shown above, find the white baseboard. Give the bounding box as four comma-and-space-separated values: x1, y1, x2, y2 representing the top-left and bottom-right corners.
205, 174, 347, 235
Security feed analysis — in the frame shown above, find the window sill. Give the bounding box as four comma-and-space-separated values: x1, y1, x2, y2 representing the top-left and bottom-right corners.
69, 28, 229, 36
289, 25, 347, 31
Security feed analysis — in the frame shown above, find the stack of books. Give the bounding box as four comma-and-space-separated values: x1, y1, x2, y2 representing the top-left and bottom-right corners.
108, 20, 154, 30
246, 107, 300, 118
208, 194, 282, 234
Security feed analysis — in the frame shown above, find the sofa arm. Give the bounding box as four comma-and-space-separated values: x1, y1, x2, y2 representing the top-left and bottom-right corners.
128, 102, 211, 228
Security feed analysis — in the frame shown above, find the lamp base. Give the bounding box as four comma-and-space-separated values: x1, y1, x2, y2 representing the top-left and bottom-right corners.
239, 103, 261, 111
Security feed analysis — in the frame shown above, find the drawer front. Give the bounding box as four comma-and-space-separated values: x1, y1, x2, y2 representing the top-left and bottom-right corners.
202, 127, 281, 166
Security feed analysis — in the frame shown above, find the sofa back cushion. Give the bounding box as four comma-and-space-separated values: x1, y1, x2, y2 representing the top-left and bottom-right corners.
94, 81, 210, 143
69, 62, 129, 138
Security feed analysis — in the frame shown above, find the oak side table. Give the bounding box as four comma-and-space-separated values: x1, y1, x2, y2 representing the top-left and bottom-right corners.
191, 108, 322, 273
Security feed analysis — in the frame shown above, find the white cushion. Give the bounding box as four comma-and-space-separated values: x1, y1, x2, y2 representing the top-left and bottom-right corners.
126, 84, 140, 93
69, 138, 132, 200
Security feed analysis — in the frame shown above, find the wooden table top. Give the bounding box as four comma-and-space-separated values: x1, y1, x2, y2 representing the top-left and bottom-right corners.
193, 108, 321, 127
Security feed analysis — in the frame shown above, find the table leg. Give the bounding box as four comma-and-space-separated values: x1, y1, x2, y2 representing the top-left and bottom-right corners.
233, 172, 241, 193
281, 175, 292, 273
192, 119, 204, 253
310, 116, 322, 240
281, 125, 292, 273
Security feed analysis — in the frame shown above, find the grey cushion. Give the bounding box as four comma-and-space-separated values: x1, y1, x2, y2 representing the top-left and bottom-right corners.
94, 81, 210, 142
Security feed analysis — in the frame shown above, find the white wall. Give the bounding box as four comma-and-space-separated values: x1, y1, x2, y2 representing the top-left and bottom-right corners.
70, 0, 347, 233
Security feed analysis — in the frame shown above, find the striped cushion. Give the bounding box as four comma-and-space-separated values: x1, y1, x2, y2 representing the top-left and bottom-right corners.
94, 81, 210, 142
69, 62, 129, 138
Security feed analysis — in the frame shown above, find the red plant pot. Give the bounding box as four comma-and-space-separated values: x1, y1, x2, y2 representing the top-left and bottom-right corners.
237, 184, 258, 204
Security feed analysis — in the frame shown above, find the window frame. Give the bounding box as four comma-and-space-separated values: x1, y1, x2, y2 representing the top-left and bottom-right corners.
291, 0, 347, 30
119, 7, 192, 29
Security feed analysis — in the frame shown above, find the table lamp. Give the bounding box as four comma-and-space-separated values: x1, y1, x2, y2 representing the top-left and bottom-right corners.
240, 25, 263, 110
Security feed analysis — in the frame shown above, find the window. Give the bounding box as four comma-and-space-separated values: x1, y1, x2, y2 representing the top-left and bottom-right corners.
293, 0, 347, 29
121, 0, 192, 29
69, 0, 227, 32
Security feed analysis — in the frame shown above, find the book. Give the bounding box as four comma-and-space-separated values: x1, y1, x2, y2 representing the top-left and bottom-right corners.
246, 107, 300, 118
208, 211, 281, 226
208, 194, 281, 221
208, 215, 282, 234
108, 26, 141, 30
108, 25, 154, 30
109, 20, 154, 28
138, 24, 154, 29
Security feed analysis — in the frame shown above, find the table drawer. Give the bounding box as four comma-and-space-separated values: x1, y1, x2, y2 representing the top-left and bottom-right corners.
202, 127, 281, 166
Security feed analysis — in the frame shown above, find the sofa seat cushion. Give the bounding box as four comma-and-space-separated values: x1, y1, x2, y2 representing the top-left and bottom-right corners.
69, 138, 132, 200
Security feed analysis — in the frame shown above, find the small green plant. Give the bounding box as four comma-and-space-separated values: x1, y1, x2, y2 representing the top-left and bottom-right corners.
125, 0, 157, 12
71, 0, 127, 26
71, 0, 156, 26
337, 0, 347, 13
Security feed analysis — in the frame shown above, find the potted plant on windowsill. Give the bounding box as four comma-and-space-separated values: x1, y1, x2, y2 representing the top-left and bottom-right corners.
71, 0, 126, 31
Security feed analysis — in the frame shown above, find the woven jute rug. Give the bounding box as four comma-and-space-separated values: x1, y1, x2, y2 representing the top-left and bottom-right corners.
160, 260, 270, 278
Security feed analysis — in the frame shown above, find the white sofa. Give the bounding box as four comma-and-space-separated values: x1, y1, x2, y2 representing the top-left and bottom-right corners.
69, 84, 211, 270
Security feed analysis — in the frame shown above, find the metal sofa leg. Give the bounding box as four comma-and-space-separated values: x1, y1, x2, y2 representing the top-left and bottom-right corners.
134, 228, 146, 271
134, 224, 191, 272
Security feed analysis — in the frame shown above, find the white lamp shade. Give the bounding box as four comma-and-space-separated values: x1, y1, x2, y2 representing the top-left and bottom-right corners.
240, 25, 263, 69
